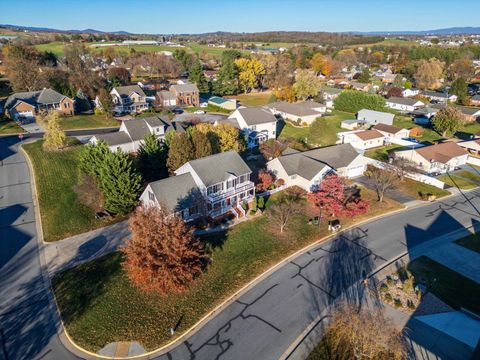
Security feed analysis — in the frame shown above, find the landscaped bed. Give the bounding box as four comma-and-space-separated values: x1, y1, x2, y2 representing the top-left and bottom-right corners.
23, 139, 120, 241
52, 187, 402, 352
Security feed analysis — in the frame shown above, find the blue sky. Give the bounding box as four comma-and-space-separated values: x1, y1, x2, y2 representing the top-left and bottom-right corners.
1, 0, 478, 34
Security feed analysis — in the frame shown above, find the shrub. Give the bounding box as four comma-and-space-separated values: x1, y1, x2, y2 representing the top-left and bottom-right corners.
379, 283, 389, 293
257, 196, 265, 210
394, 298, 402, 308
384, 293, 392, 302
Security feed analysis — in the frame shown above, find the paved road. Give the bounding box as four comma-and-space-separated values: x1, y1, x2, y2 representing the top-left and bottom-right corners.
2, 132, 480, 360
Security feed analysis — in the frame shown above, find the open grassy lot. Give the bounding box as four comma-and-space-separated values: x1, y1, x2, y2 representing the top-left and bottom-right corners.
396, 178, 450, 200
408, 256, 480, 314
279, 110, 354, 147
0, 118, 24, 135
23, 139, 119, 241
438, 172, 479, 190
53, 186, 402, 351
393, 115, 443, 144
59, 114, 120, 130
364, 144, 403, 161
455, 233, 480, 253
226, 91, 275, 107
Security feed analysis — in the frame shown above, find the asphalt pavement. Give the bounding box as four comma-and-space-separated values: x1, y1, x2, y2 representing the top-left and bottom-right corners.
2, 133, 480, 360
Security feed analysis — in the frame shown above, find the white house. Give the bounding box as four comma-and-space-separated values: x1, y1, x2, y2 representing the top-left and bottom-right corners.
341, 119, 367, 130
228, 107, 277, 148
357, 109, 395, 126
267, 144, 368, 192
266, 101, 326, 125
402, 88, 421, 97
110, 85, 149, 114
140, 151, 255, 220
372, 123, 410, 139
386, 97, 425, 112
423, 90, 458, 103
337, 129, 385, 150
394, 142, 468, 174
458, 138, 480, 156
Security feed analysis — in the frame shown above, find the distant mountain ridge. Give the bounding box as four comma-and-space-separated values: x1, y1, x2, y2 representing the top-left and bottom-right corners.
0, 24, 131, 35
352, 27, 480, 36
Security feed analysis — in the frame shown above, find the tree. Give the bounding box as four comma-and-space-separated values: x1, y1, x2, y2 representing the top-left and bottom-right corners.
138, 133, 167, 181
261, 53, 294, 89
275, 85, 296, 102
213, 52, 239, 95
267, 189, 303, 233
40, 110, 67, 151
167, 133, 195, 174
191, 129, 213, 159
307, 175, 369, 222
64, 44, 103, 97
432, 106, 464, 137
293, 69, 322, 100
97, 88, 115, 117
450, 77, 468, 104
333, 90, 387, 113
386, 86, 403, 98
391, 156, 417, 182
107, 67, 131, 86
323, 304, 406, 360
122, 205, 207, 295
215, 123, 245, 152
414, 58, 445, 90
234, 57, 266, 93
365, 165, 400, 202
335, 48, 357, 67
256, 170, 275, 192
357, 68, 371, 83
310, 53, 329, 75
449, 58, 474, 81
188, 58, 209, 92
259, 139, 290, 160
392, 74, 405, 88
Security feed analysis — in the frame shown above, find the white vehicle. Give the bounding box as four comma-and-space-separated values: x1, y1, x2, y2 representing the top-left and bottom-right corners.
200, 102, 208, 108
194, 110, 206, 114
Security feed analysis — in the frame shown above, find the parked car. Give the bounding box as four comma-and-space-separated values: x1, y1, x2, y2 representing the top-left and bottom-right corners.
194, 110, 206, 114
200, 102, 208, 108
402, 137, 419, 143
172, 108, 184, 114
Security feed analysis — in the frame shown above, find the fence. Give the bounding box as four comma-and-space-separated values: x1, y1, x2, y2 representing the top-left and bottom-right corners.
388, 137, 424, 148
467, 155, 480, 167
256, 185, 287, 198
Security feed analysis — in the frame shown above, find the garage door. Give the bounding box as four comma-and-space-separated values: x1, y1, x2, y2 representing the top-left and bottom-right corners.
347, 165, 366, 178
16, 111, 34, 120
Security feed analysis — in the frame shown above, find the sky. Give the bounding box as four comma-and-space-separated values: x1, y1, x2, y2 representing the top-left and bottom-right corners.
1, 0, 479, 34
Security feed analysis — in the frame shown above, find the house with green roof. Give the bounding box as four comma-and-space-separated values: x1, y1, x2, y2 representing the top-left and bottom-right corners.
208, 96, 237, 110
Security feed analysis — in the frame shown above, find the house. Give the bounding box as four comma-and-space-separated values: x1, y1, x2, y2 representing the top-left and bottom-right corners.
267, 143, 367, 192
155, 90, 177, 108
458, 138, 480, 156
208, 96, 237, 110
402, 88, 421, 97
394, 142, 468, 174
413, 106, 439, 120
169, 83, 200, 107
350, 82, 371, 92
140, 151, 255, 220
110, 85, 148, 114
321, 86, 343, 100
470, 94, 480, 106
357, 109, 395, 126
337, 129, 385, 150
372, 123, 410, 139
423, 90, 458, 103
5, 88, 74, 120
228, 107, 277, 148
341, 119, 367, 130
386, 97, 425, 112
266, 101, 326, 125
89, 116, 181, 153
456, 106, 480, 122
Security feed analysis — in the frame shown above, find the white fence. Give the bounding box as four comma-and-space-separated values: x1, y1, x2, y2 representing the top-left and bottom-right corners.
256, 185, 287, 198
467, 155, 480, 167
388, 137, 424, 148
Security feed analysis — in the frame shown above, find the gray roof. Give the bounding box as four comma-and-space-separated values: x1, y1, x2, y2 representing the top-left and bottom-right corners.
277, 143, 360, 181
149, 173, 199, 213
471, 94, 480, 101
113, 85, 146, 98
170, 83, 199, 93
157, 90, 176, 100
5, 88, 69, 110
423, 90, 451, 98
357, 109, 394, 122
456, 106, 480, 116
267, 101, 325, 117
123, 116, 171, 141
184, 151, 251, 187
237, 107, 277, 126
95, 132, 132, 146
386, 97, 422, 106
413, 107, 439, 115
321, 86, 343, 95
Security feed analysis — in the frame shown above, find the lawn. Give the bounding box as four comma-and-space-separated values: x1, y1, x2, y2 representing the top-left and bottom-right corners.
396, 178, 450, 200
408, 256, 480, 314
52, 187, 402, 352
0, 118, 24, 135
59, 114, 120, 130
279, 110, 354, 147
364, 144, 403, 161
455, 234, 480, 253
438, 172, 479, 190
393, 115, 442, 144
23, 139, 119, 241
225, 91, 275, 107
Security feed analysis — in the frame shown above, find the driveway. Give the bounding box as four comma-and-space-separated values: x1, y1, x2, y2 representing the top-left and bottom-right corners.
355, 175, 416, 204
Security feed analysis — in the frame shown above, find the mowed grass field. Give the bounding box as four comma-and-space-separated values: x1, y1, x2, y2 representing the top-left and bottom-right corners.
52, 187, 402, 351
59, 114, 120, 130
23, 139, 118, 241
226, 91, 275, 107
0, 118, 24, 134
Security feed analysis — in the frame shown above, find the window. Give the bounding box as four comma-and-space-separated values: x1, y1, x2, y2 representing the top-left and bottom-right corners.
227, 178, 237, 189
148, 191, 155, 202
207, 183, 224, 195
251, 125, 257, 131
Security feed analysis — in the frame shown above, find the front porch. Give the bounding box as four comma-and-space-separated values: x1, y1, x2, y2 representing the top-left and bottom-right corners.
207, 186, 255, 219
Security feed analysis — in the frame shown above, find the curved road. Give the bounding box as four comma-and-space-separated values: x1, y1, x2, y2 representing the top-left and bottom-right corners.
1, 134, 480, 360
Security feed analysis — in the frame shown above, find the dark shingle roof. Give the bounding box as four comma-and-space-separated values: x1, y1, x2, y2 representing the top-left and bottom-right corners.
237, 107, 277, 126
387, 97, 422, 106
114, 85, 146, 98
170, 83, 199, 93
184, 151, 251, 187
123, 118, 152, 141
95, 132, 132, 146
149, 173, 199, 213
5, 88, 69, 110
373, 123, 404, 134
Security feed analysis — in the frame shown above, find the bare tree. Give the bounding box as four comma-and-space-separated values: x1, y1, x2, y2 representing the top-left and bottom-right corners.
365, 165, 400, 202
391, 156, 417, 182
267, 189, 303, 233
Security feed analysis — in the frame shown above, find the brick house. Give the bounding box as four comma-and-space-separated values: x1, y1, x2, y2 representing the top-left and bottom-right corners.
5, 88, 74, 120
169, 83, 199, 107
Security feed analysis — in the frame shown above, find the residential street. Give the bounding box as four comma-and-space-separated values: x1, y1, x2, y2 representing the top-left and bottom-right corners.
2, 133, 480, 360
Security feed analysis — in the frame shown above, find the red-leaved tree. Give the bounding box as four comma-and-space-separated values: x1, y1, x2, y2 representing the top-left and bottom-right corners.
307, 174, 369, 222
256, 170, 275, 192
122, 205, 208, 295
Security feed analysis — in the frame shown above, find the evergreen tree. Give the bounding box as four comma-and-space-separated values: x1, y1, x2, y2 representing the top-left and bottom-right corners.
138, 133, 167, 181
213, 56, 239, 95
167, 133, 195, 174
80, 141, 111, 179
357, 68, 371, 83
188, 58, 209, 93
191, 129, 213, 159
450, 77, 468, 104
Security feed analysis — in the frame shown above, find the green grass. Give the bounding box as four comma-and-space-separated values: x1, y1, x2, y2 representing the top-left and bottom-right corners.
455, 234, 480, 254
225, 91, 275, 107
364, 144, 403, 162
393, 115, 442, 144
52, 187, 402, 351
59, 115, 120, 130
439, 172, 479, 190
0, 118, 24, 135
23, 139, 118, 241
279, 110, 354, 147
397, 178, 450, 200
184, 104, 232, 115
408, 256, 480, 314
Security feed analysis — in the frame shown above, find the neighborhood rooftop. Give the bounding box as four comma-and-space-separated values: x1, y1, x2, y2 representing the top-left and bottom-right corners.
114, 85, 146, 98
373, 123, 404, 134
236, 106, 277, 125
387, 97, 421, 106
414, 142, 467, 163
5, 88, 68, 109
354, 129, 384, 141
266, 101, 326, 117
149, 173, 198, 213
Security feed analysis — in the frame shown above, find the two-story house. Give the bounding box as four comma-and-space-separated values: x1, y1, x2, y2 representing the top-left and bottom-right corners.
169, 83, 200, 107
89, 116, 184, 153
227, 106, 278, 148
140, 151, 255, 220
5, 88, 74, 120
110, 85, 149, 114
